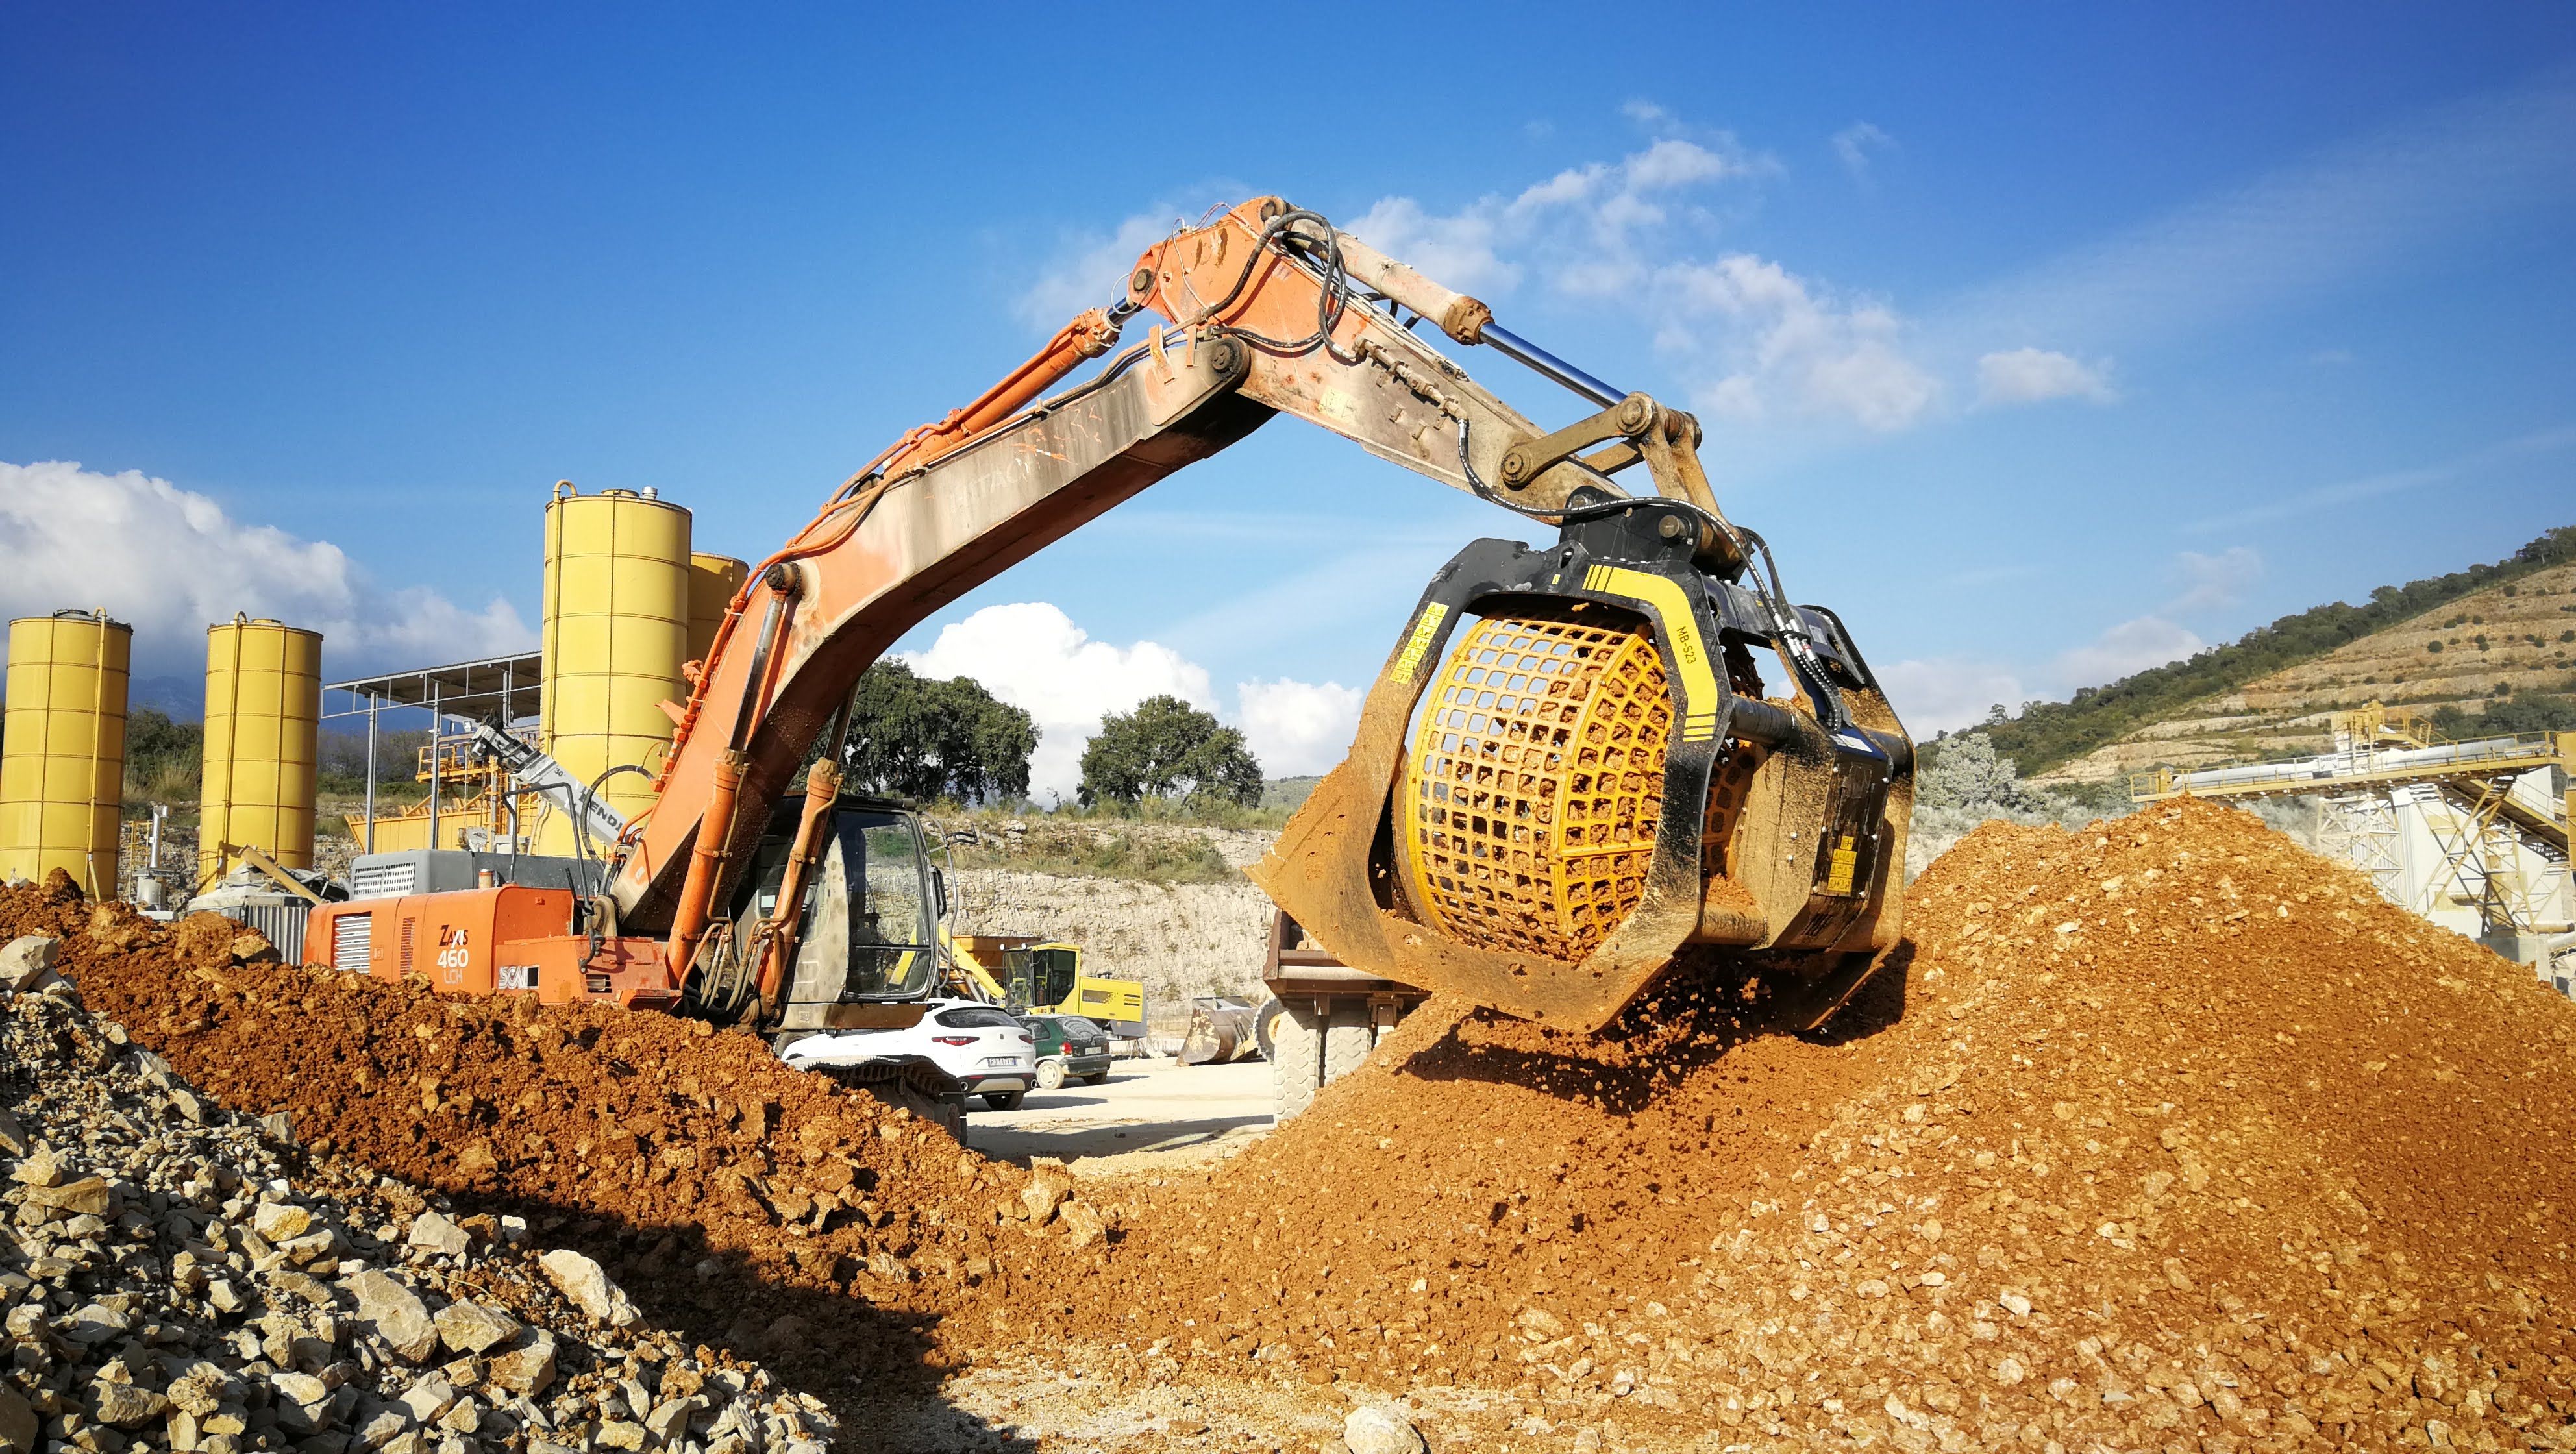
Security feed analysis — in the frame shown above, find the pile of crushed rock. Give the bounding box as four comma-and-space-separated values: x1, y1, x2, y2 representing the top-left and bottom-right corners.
981, 800, 2576, 1452
0, 932, 837, 1454
19, 798, 2576, 1453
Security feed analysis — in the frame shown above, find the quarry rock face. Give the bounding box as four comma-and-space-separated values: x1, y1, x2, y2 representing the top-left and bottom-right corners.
951, 866, 1275, 1010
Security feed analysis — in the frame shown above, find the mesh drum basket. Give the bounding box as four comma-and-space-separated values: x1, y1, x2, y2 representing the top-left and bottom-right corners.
1396, 605, 1676, 960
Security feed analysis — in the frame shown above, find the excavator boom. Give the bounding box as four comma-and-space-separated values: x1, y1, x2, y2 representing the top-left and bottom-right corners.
308, 195, 1911, 1037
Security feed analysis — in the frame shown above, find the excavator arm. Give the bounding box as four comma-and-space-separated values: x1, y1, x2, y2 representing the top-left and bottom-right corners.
612, 196, 1910, 1033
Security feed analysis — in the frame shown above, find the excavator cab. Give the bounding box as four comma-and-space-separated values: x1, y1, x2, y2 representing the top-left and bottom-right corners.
713, 793, 947, 1029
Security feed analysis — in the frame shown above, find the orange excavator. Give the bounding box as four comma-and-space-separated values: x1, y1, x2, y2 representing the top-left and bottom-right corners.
303, 197, 1914, 1041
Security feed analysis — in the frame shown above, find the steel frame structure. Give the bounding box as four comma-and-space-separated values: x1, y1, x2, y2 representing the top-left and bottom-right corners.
322, 651, 543, 854
2135, 707, 2573, 968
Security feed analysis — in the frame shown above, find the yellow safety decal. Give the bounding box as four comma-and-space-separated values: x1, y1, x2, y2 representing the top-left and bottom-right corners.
1826, 833, 1859, 894
1389, 602, 1449, 684
1582, 564, 1721, 741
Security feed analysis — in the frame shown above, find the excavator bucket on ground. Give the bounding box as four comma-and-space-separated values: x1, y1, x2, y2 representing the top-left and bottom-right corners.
1250, 497, 1913, 1035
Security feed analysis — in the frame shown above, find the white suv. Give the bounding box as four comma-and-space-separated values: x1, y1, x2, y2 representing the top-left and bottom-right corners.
779, 1000, 1038, 1109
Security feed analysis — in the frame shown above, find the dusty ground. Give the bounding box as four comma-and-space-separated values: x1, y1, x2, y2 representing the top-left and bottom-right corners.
965, 1059, 1272, 1174
17, 798, 2576, 1451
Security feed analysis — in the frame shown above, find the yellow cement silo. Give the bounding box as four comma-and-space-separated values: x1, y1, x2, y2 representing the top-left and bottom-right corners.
0, 610, 132, 895
199, 616, 324, 883
539, 482, 691, 854
687, 551, 750, 668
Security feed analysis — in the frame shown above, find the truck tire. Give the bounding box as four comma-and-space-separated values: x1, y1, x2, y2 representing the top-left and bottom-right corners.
1270, 997, 1326, 1122
1322, 1002, 1374, 1088
1254, 996, 1284, 1061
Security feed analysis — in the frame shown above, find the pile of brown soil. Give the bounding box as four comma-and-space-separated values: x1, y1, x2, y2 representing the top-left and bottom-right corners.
993, 800, 2576, 1451
0, 879, 1058, 1397
28, 796, 2576, 1451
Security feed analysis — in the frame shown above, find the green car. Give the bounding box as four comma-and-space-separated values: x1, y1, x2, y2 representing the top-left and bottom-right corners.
1019, 1013, 1113, 1090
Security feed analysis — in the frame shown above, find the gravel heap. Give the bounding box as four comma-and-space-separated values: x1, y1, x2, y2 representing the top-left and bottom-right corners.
987, 800, 2576, 1452
22, 798, 2576, 1453
0, 874, 1113, 1451
0, 924, 837, 1454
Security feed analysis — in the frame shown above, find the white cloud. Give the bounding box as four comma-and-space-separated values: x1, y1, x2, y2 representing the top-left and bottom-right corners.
1344, 195, 1520, 297
898, 601, 1376, 800
1234, 678, 1365, 779
1666, 255, 1940, 430
1885, 611, 2216, 735
2168, 546, 2262, 613
1013, 210, 1178, 330
1877, 657, 2029, 737
1940, 563, 2045, 589
2051, 615, 2205, 689
1892, 548, 2257, 735
1349, 131, 1776, 310
1026, 112, 1953, 435
0, 460, 530, 680
1975, 347, 2116, 406
1352, 127, 1932, 432
896, 602, 1211, 804
1832, 121, 1894, 179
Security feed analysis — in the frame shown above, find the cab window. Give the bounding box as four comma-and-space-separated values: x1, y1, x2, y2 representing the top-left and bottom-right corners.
1032, 946, 1079, 1007
835, 809, 937, 998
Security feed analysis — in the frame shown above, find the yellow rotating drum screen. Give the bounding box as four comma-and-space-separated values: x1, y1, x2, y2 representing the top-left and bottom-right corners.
1398, 608, 1674, 961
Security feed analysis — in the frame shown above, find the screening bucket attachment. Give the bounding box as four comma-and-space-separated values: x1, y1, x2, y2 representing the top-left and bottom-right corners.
1248, 498, 1914, 1033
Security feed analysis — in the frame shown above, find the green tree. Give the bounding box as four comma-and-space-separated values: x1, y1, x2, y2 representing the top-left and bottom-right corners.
2427, 691, 2576, 739
1913, 733, 2047, 815
1078, 695, 1263, 809
123, 708, 204, 800
843, 662, 1035, 804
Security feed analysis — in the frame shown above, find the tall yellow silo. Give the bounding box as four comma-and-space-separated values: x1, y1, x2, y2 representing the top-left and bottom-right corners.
539, 482, 691, 854
0, 610, 132, 894
687, 551, 750, 668
199, 616, 324, 883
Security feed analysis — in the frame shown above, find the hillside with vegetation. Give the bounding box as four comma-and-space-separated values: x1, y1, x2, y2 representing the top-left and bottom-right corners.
1963, 524, 2576, 782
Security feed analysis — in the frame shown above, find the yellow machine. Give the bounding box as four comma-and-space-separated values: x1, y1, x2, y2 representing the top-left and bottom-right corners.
344, 737, 542, 853
943, 930, 1146, 1038
294, 196, 1912, 1050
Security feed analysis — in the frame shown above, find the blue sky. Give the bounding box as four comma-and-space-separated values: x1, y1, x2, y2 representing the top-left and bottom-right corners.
5, 5, 2572, 796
